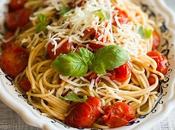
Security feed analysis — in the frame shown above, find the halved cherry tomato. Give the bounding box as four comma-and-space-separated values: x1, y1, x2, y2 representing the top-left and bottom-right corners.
19, 77, 31, 92
152, 31, 161, 50
110, 63, 131, 82
9, 0, 26, 11
65, 96, 101, 128
113, 8, 128, 26
5, 8, 31, 31
147, 50, 168, 75
47, 39, 72, 59
88, 42, 104, 51
102, 102, 135, 128
0, 43, 29, 78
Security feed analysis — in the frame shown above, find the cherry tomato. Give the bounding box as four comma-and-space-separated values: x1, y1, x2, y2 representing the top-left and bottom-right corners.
65, 96, 101, 128
152, 31, 161, 50
9, 0, 26, 11
47, 39, 72, 59
19, 77, 31, 92
83, 28, 96, 40
113, 8, 128, 26
147, 50, 168, 75
102, 102, 135, 128
88, 42, 104, 51
1, 32, 14, 50
148, 74, 155, 85
5, 8, 31, 31
0, 43, 29, 78
110, 63, 131, 82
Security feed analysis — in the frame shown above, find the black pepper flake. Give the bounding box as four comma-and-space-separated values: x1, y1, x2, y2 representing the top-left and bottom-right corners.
160, 22, 168, 33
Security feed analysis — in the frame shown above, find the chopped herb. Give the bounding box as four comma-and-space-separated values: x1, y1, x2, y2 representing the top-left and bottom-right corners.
35, 14, 47, 33
138, 26, 152, 39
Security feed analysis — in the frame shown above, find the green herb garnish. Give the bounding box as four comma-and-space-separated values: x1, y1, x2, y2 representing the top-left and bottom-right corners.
91, 45, 129, 74
95, 9, 110, 21
53, 45, 129, 76
53, 48, 94, 77
138, 26, 152, 39
35, 14, 47, 33
61, 92, 87, 102
59, 6, 70, 16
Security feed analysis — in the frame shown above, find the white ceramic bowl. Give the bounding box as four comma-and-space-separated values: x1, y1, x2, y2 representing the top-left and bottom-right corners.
0, 0, 175, 130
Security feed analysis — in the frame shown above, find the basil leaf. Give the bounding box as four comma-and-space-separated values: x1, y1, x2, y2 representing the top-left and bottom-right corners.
138, 26, 152, 39
59, 6, 70, 16
95, 9, 110, 21
91, 45, 129, 74
53, 48, 94, 77
35, 14, 47, 33
61, 92, 87, 102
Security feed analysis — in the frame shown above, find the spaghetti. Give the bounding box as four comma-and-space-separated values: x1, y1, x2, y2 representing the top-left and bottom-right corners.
0, 0, 168, 129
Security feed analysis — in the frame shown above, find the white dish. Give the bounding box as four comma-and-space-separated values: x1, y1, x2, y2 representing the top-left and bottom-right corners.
0, 0, 175, 130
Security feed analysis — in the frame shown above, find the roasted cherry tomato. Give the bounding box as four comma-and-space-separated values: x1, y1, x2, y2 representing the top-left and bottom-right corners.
110, 63, 131, 82
0, 43, 29, 78
88, 42, 104, 51
9, 0, 26, 11
113, 8, 128, 26
19, 77, 31, 92
147, 50, 168, 75
152, 31, 161, 50
148, 74, 156, 85
83, 28, 96, 40
102, 102, 135, 128
65, 96, 101, 128
1, 32, 14, 50
6, 8, 31, 31
47, 39, 72, 59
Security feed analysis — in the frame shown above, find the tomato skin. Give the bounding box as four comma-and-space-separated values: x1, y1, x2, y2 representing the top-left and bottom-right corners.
1, 32, 14, 50
83, 28, 96, 40
148, 74, 155, 85
0, 44, 29, 78
113, 8, 128, 26
19, 77, 31, 92
110, 63, 131, 82
65, 97, 101, 128
9, 0, 26, 11
5, 9, 31, 31
152, 31, 161, 50
147, 50, 168, 75
47, 40, 72, 59
102, 102, 135, 128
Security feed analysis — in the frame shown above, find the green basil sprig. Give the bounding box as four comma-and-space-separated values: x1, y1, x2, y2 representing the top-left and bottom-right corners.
53, 45, 129, 77
35, 14, 48, 33
61, 92, 87, 102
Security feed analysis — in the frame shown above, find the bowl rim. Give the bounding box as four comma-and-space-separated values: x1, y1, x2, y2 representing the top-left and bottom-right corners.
0, 0, 175, 130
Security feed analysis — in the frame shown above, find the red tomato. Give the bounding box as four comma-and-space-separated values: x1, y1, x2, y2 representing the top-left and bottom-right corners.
152, 31, 161, 50
113, 8, 128, 26
19, 77, 31, 92
65, 97, 101, 128
148, 74, 155, 85
1, 32, 14, 50
102, 102, 135, 128
88, 42, 104, 51
147, 50, 168, 75
83, 28, 96, 40
47, 39, 72, 59
110, 63, 131, 82
9, 0, 26, 11
0, 43, 29, 78
6, 9, 31, 31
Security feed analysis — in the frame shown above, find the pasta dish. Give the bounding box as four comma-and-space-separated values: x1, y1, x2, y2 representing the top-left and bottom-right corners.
0, 0, 168, 128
